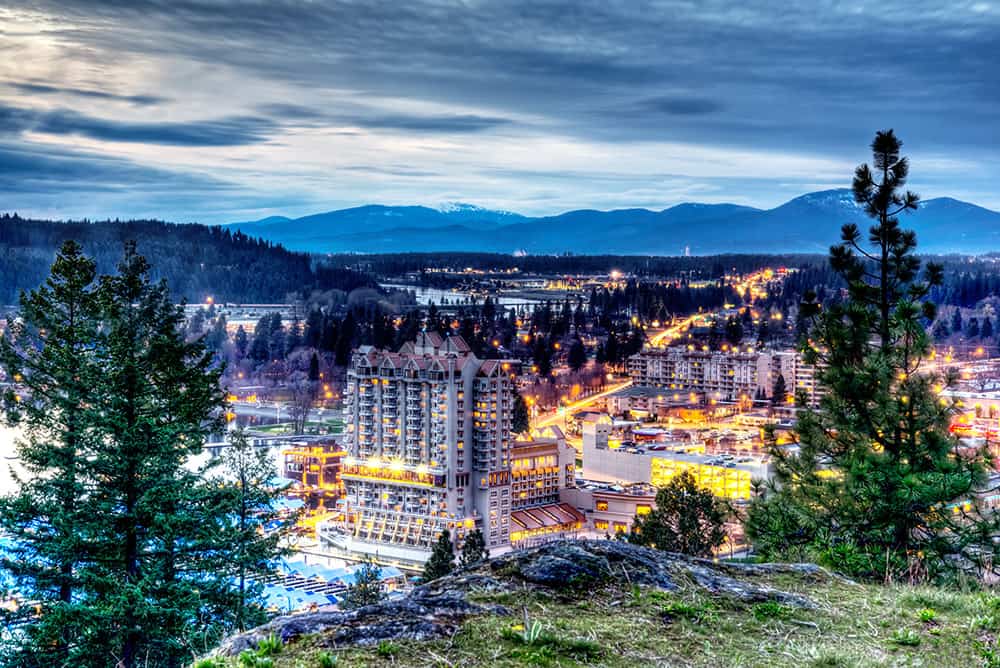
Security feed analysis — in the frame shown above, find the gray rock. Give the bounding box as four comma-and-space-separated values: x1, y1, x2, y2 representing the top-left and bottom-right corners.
211, 539, 827, 657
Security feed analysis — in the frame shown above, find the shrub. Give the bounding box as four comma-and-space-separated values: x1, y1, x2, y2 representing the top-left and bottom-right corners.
889, 628, 921, 647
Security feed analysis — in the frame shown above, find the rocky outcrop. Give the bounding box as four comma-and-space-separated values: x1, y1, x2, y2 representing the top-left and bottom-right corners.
214, 540, 831, 656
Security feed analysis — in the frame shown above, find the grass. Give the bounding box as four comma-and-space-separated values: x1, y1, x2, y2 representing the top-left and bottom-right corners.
198, 573, 1000, 667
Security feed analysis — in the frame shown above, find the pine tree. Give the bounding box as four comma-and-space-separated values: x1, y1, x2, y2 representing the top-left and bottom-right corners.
341, 557, 385, 610
771, 373, 787, 406
423, 529, 456, 582
724, 315, 744, 346
567, 338, 587, 371
308, 351, 321, 382
951, 308, 963, 336
627, 471, 730, 557
512, 392, 530, 435
216, 428, 294, 631
0, 240, 101, 665
982, 317, 994, 340
459, 529, 489, 568
967, 317, 980, 338
747, 130, 1000, 582
84, 243, 227, 667
756, 318, 770, 346
234, 324, 249, 357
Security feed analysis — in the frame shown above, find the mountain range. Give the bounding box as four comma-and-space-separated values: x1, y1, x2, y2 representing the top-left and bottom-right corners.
225, 190, 1000, 255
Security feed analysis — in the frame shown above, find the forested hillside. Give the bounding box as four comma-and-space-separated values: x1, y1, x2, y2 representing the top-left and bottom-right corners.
0, 215, 375, 303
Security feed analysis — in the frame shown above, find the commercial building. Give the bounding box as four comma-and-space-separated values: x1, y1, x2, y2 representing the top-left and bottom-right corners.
581, 415, 769, 501
282, 438, 347, 509
320, 332, 520, 567
561, 482, 657, 536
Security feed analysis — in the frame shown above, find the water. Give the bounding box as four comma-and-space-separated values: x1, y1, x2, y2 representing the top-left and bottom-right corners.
381, 283, 541, 308
0, 427, 24, 496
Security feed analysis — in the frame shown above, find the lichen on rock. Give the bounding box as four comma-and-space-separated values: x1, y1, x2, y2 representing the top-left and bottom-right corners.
212, 539, 830, 657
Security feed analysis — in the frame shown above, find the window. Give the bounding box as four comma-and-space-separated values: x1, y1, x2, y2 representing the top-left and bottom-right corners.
595, 500, 609, 511
594, 520, 609, 530
636, 505, 652, 516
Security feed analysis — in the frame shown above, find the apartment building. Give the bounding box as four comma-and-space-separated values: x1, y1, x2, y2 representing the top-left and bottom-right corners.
628, 346, 820, 407
628, 346, 759, 401
325, 332, 519, 566
756, 350, 821, 406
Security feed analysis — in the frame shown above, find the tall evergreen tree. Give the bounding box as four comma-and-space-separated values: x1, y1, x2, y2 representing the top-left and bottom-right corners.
234, 324, 249, 358
459, 529, 489, 568
724, 315, 744, 346
567, 338, 587, 371
512, 392, 530, 435
951, 308, 963, 336
341, 558, 385, 610
308, 351, 321, 382
423, 529, 456, 582
967, 316, 980, 338
771, 373, 787, 406
85, 243, 227, 667
216, 429, 293, 632
0, 241, 101, 666
747, 131, 1000, 582
981, 316, 994, 340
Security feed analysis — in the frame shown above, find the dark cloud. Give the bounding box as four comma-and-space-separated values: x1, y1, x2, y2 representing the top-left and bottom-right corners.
0, 141, 231, 194
340, 112, 510, 133
256, 103, 512, 134
0, 103, 277, 146
8, 81, 166, 106
639, 96, 725, 116
3, 0, 1000, 217
14, 0, 997, 155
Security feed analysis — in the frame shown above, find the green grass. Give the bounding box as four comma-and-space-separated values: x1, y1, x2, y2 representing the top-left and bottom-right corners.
199, 575, 1000, 667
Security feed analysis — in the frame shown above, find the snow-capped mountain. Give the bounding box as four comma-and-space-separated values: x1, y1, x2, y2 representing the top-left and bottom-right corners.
224, 189, 1000, 255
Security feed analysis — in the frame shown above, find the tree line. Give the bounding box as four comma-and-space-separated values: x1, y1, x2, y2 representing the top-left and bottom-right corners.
0, 215, 375, 304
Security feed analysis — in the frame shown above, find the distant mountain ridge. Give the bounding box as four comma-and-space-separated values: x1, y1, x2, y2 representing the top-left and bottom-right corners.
225, 189, 1000, 255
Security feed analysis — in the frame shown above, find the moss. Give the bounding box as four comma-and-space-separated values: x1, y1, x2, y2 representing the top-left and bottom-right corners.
200, 575, 991, 667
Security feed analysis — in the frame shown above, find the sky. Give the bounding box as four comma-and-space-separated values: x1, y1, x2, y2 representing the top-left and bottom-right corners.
1, 0, 999, 224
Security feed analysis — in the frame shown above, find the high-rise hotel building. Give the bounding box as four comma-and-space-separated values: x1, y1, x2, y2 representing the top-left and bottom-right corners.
333, 332, 519, 565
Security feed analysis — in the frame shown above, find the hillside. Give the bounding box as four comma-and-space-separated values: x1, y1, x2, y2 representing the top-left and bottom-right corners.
200, 541, 996, 667
225, 189, 1000, 255
0, 214, 376, 304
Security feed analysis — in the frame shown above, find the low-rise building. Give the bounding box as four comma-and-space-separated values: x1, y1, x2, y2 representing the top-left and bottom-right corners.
283, 438, 347, 509
581, 419, 770, 501
561, 482, 657, 536
509, 426, 584, 547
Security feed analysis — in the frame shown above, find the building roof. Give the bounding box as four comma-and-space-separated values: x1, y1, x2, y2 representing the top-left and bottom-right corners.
511, 502, 585, 531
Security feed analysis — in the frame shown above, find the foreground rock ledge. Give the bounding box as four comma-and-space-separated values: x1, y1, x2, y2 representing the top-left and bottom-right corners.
214, 539, 832, 656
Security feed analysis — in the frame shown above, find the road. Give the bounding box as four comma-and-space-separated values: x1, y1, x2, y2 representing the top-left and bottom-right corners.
533, 379, 634, 430
648, 314, 700, 347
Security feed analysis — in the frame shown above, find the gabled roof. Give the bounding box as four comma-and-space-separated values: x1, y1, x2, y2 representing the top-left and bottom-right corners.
442, 335, 471, 354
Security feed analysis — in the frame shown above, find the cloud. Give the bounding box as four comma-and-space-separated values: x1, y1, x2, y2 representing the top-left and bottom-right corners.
0, 140, 231, 194
0, 103, 278, 146
255, 103, 512, 134
339, 112, 511, 133
7, 81, 166, 106
2, 0, 1000, 218
637, 96, 725, 116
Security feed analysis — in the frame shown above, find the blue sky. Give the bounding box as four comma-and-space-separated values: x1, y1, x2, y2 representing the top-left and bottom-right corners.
1, 1, 998, 223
